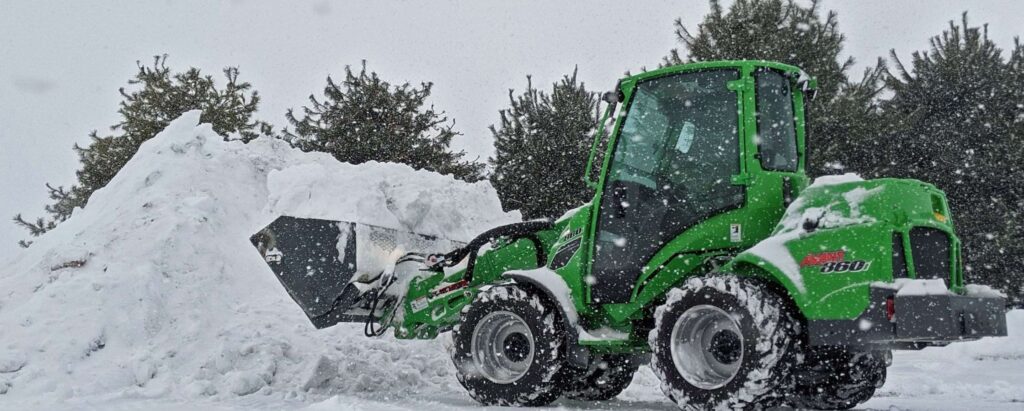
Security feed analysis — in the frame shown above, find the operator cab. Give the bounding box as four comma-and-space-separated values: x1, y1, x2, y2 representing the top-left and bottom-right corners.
589, 62, 811, 304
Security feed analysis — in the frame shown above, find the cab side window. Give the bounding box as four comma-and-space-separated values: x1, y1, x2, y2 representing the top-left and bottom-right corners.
755, 70, 799, 171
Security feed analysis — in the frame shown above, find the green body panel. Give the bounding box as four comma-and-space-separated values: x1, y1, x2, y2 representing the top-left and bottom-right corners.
722, 178, 959, 320
392, 60, 964, 353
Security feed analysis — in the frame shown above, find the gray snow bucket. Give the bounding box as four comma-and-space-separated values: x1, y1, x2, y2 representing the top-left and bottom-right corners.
251, 216, 461, 329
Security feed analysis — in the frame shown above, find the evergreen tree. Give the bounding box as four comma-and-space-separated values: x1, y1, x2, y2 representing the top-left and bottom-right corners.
489, 69, 601, 220
1010, 40, 1024, 304
285, 62, 484, 181
880, 14, 1023, 303
666, 0, 884, 176
14, 55, 271, 246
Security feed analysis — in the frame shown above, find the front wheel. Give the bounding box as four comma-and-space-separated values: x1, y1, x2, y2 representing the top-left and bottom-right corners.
649, 276, 800, 410
449, 285, 566, 406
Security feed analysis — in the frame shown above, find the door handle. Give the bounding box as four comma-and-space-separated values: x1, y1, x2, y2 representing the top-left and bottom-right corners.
613, 186, 628, 218
730, 174, 752, 185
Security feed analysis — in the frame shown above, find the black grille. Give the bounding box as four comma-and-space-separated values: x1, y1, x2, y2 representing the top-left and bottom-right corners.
549, 238, 581, 270
909, 227, 951, 281
892, 232, 909, 279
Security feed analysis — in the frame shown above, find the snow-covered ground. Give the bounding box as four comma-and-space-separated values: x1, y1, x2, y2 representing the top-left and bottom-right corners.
5, 313, 1023, 411
1, 114, 1021, 410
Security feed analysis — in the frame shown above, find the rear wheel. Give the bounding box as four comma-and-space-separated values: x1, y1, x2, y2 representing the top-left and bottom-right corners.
562, 354, 641, 401
449, 285, 566, 406
788, 347, 889, 410
649, 276, 800, 410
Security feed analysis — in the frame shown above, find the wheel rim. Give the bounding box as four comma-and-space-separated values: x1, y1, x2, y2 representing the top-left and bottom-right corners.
670, 304, 744, 390
470, 311, 535, 384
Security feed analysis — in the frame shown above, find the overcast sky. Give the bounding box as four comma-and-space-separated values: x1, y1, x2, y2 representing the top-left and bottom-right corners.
2, 0, 1022, 262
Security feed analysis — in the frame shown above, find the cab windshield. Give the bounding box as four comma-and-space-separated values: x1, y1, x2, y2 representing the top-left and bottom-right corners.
612, 70, 740, 195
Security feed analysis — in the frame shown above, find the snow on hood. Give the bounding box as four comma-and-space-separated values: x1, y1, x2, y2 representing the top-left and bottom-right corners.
0, 111, 517, 400
808, 172, 864, 188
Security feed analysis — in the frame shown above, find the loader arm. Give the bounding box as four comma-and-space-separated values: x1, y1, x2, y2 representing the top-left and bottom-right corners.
393, 221, 561, 339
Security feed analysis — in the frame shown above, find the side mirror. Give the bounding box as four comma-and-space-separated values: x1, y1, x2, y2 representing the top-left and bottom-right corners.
788, 69, 818, 102
798, 76, 818, 102
602, 90, 623, 114
585, 87, 624, 190
804, 87, 818, 102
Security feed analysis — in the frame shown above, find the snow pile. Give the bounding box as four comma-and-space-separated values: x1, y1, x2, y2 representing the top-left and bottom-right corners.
266, 165, 507, 243
0, 112, 518, 401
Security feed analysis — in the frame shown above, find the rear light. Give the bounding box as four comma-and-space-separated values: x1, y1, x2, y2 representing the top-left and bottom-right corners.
931, 194, 948, 223
885, 296, 896, 322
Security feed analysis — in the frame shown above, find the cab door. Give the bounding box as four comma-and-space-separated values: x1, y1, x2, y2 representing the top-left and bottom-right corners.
750, 68, 807, 228
590, 69, 745, 304
752, 68, 803, 190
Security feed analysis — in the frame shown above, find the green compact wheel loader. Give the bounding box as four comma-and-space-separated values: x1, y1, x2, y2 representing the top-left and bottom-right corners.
252, 61, 1008, 410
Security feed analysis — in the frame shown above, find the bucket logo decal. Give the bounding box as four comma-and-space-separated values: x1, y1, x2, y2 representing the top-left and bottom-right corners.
264, 248, 283, 263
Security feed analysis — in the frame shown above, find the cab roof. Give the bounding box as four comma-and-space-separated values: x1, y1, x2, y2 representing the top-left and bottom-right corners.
622, 60, 808, 85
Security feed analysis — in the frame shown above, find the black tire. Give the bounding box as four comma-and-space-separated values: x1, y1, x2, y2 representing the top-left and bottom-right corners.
649, 276, 800, 410
787, 347, 889, 410
449, 285, 566, 406
562, 354, 641, 401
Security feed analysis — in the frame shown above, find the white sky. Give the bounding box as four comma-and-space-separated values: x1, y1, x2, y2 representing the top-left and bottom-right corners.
2, 0, 1022, 261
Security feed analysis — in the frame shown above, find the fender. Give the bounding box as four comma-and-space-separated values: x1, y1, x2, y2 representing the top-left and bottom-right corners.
721, 233, 809, 299
719, 254, 810, 312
